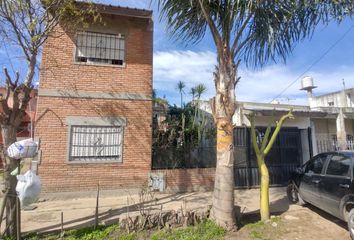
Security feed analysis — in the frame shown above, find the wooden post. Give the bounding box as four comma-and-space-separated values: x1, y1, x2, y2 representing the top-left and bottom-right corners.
94, 183, 99, 229
60, 211, 64, 238
0, 190, 9, 230
16, 197, 20, 240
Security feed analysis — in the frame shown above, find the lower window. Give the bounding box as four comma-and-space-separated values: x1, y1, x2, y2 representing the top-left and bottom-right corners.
69, 125, 124, 162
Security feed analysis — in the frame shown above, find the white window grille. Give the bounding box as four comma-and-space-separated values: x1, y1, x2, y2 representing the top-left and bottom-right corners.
69, 126, 124, 162
75, 31, 125, 65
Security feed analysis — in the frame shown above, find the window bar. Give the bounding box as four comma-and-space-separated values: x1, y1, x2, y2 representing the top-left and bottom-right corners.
75, 127, 78, 159
111, 127, 114, 158
108, 127, 112, 158
84, 127, 88, 159
78, 126, 82, 159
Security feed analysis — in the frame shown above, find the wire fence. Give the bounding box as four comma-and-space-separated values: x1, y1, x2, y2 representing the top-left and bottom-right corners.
152, 146, 216, 169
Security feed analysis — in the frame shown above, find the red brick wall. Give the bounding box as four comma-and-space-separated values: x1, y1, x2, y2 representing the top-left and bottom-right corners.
152, 168, 216, 192
35, 14, 153, 192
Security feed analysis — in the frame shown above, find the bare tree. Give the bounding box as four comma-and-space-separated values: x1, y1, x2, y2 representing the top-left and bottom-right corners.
0, 0, 98, 236
157, 0, 353, 229
248, 110, 294, 220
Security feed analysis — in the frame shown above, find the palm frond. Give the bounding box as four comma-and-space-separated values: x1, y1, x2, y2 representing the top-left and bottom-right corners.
157, 0, 354, 67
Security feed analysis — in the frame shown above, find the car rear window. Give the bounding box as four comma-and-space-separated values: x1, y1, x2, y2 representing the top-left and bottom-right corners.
326, 155, 352, 177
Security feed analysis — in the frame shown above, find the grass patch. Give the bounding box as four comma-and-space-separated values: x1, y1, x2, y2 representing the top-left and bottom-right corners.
150, 220, 225, 240
24, 220, 225, 240
25, 225, 122, 240
246, 216, 283, 240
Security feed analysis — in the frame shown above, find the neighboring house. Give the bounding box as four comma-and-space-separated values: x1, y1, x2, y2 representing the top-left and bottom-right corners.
0, 88, 37, 143
305, 81, 354, 153
197, 77, 354, 188
152, 98, 168, 132
34, 4, 153, 192
0, 88, 37, 167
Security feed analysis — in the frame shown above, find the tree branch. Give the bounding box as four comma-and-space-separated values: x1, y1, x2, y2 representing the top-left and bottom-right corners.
248, 113, 260, 156
264, 109, 294, 155
260, 122, 272, 153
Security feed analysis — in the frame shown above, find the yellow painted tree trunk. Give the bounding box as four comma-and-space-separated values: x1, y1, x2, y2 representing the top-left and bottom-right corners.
249, 110, 294, 221
258, 157, 270, 220
211, 118, 235, 229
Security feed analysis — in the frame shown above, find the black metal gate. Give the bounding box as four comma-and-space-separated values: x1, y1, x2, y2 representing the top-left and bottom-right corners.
234, 127, 302, 188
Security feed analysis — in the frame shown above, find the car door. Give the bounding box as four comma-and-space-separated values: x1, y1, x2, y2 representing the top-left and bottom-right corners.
319, 153, 352, 218
299, 154, 328, 205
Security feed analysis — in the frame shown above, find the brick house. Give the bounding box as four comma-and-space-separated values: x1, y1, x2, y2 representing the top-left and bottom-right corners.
35, 4, 153, 192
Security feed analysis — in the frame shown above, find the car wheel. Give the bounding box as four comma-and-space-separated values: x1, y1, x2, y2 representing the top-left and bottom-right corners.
348, 209, 354, 240
287, 183, 305, 205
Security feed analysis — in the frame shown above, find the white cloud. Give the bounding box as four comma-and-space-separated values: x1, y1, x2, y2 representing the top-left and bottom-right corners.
238, 65, 354, 105
153, 50, 217, 104
153, 50, 354, 106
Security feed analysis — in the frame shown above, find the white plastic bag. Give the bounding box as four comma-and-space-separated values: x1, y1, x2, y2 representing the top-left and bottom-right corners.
7, 138, 38, 159
16, 170, 41, 207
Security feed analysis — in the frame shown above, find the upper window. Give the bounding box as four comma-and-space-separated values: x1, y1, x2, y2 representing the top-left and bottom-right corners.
69, 125, 124, 162
326, 154, 351, 177
75, 31, 125, 66
305, 154, 327, 174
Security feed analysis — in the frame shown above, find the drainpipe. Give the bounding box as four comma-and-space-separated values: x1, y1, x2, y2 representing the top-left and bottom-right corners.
310, 121, 318, 156
336, 108, 347, 150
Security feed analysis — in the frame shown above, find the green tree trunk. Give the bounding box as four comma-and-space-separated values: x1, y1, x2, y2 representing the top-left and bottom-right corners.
249, 110, 294, 221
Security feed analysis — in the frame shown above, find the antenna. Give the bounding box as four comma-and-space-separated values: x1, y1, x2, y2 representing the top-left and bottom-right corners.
342, 78, 346, 90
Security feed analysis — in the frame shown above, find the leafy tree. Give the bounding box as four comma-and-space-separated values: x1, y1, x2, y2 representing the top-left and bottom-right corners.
153, 97, 215, 169
0, 0, 98, 236
157, 0, 353, 228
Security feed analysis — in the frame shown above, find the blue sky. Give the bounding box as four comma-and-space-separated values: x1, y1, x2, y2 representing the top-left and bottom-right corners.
1, 0, 354, 106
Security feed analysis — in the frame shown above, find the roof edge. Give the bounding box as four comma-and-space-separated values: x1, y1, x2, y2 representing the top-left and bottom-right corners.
77, 1, 153, 19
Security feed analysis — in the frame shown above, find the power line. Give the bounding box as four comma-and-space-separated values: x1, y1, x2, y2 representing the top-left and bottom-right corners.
270, 24, 354, 103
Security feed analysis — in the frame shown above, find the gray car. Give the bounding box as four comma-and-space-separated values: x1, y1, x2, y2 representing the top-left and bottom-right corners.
287, 151, 354, 239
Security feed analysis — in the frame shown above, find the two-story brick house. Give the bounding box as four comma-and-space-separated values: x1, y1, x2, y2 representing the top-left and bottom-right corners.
35, 4, 153, 192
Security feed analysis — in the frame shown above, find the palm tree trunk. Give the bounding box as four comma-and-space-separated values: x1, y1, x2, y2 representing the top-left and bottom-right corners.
211, 118, 235, 229
180, 92, 183, 109
1, 125, 18, 237
210, 57, 237, 229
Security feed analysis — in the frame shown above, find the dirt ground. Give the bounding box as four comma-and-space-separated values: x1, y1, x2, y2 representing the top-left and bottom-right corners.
227, 203, 350, 240
1, 187, 350, 239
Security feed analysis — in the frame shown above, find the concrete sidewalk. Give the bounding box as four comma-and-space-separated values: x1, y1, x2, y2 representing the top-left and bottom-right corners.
19, 187, 297, 234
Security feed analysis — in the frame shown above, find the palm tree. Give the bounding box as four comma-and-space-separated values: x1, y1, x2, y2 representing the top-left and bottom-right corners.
157, 0, 353, 228
193, 84, 207, 126
176, 80, 186, 108
195, 84, 207, 101
190, 87, 196, 103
